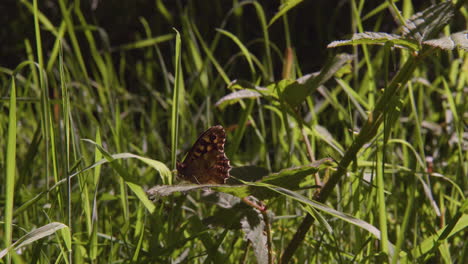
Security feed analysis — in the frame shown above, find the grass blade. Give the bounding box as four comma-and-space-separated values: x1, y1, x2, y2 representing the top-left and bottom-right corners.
4, 75, 17, 263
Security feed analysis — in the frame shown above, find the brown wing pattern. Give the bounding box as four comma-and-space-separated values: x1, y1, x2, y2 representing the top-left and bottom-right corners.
176, 125, 231, 184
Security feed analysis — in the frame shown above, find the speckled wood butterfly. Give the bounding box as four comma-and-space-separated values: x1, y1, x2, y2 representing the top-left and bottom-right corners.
176, 125, 231, 184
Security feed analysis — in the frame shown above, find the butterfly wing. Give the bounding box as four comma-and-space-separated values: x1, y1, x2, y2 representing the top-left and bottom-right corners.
177, 125, 231, 184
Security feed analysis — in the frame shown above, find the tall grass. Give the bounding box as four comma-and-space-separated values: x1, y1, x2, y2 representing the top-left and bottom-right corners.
1, 1, 467, 263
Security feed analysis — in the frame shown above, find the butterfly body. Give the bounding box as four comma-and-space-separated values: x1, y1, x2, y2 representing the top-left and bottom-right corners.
176, 125, 231, 184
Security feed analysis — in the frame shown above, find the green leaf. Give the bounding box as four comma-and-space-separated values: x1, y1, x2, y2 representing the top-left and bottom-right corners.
423, 30, 468, 51
261, 185, 396, 252
402, 1, 454, 42
220, 159, 333, 199
215, 80, 277, 110
215, 89, 262, 109
82, 140, 162, 213
0, 222, 69, 259
146, 158, 333, 200
405, 213, 468, 261
268, 0, 303, 27
5, 73, 17, 260
328, 32, 419, 50
462, 199, 468, 214
112, 34, 174, 51
281, 54, 354, 107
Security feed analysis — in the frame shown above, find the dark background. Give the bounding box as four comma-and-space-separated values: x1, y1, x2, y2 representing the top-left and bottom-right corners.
2, 0, 434, 74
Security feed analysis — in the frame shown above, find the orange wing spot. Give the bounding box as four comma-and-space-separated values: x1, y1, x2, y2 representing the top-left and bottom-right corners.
198, 145, 205, 151
193, 151, 202, 157
206, 145, 213, 152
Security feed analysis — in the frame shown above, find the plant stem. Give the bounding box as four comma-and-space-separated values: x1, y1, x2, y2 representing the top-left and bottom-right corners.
280, 55, 420, 263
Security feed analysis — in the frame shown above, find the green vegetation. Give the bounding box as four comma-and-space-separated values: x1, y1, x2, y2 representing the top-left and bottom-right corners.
1, 0, 467, 263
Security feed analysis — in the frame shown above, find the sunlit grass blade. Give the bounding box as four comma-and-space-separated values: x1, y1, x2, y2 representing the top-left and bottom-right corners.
258, 183, 396, 254
57, 0, 89, 80
216, 28, 256, 76
268, 0, 303, 27
114, 34, 175, 51
82, 140, 158, 213
4, 75, 17, 263
0, 223, 69, 259
89, 128, 102, 261
2, 1, 467, 262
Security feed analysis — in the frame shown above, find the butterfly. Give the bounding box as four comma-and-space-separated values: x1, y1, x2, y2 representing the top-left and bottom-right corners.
176, 125, 231, 184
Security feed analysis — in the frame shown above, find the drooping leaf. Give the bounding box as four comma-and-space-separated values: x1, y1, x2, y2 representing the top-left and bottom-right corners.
83, 140, 162, 213
16, 151, 165, 216
217, 54, 353, 110
219, 158, 334, 199
281, 54, 354, 107
256, 159, 331, 189
423, 30, 468, 51
215, 80, 276, 110
328, 2, 456, 52
328, 32, 419, 50
215, 89, 262, 109
402, 1, 454, 43
0, 222, 69, 259
216, 55, 353, 109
